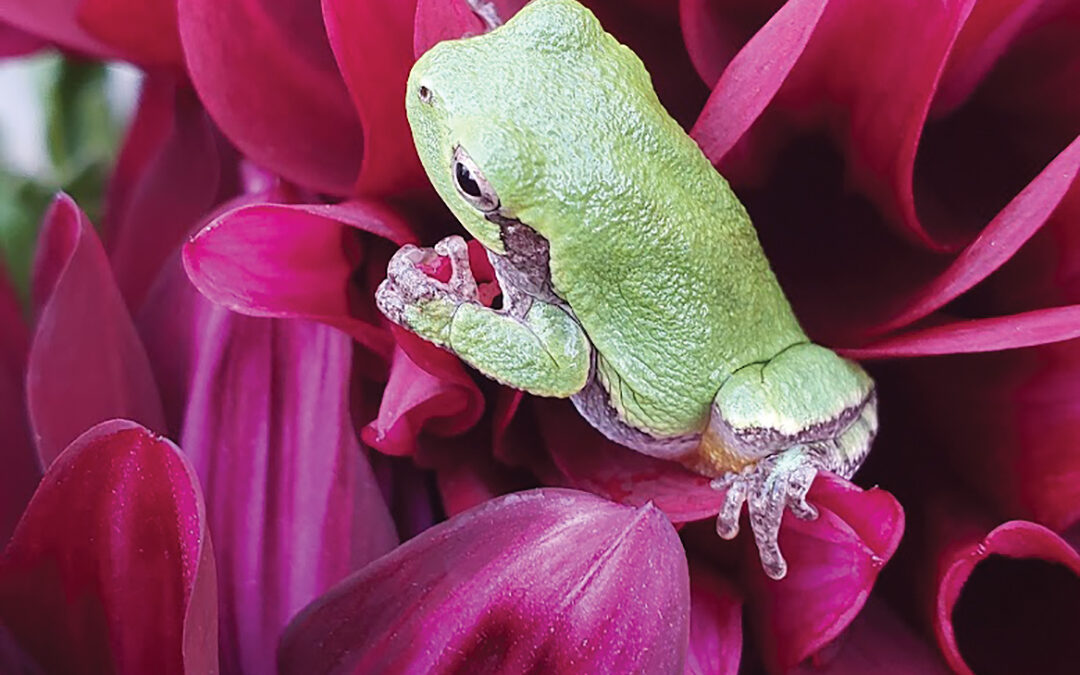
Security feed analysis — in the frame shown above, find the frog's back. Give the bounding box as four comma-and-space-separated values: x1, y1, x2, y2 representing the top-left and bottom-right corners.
517, 5, 807, 436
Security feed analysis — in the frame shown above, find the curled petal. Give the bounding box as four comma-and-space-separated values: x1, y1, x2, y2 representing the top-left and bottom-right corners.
746, 474, 905, 670
413, 0, 512, 57
868, 135, 1080, 335
934, 520, 1080, 675
0, 264, 38, 545
323, 0, 426, 195
183, 200, 415, 356
361, 345, 484, 457
844, 304, 1080, 358
177, 0, 363, 194
77, 0, 183, 66
0, 419, 217, 674
103, 75, 226, 310
689, 0, 829, 165
176, 303, 398, 674
279, 488, 690, 674
686, 562, 742, 675
27, 195, 165, 467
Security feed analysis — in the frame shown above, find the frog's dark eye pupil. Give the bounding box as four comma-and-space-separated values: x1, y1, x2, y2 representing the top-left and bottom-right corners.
455, 161, 482, 198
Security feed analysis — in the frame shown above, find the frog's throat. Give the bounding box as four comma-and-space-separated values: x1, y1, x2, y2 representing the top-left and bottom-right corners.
690, 389, 878, 479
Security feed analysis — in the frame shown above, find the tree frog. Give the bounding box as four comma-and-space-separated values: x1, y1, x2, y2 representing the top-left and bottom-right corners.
377, 0, 877, 580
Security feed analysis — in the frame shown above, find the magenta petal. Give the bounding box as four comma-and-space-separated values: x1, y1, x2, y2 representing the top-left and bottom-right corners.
935, 520, 1080, 675
177, 305, 397, 675
77, 0, 183, 66
792, 599, 950, 674
685, 563, 742, 675
414, 0, 489, 57
27, 195, 166, 467
870, 135, 1080, 335
0, 419, 217, 674
534, 399, 725, 522
0, 0, 118, 56
103, 76, 225, 310
183, 199, 414, 355
176, 0, 363, 195
279, 488, 690, 674
748, 474, 905, 670
322, 0, 426, 195
361, 345, 484, 457
0, 20, 44, 56
689, 0, 830, 165
0, 265, 38, 545
844, 304, 1080, 358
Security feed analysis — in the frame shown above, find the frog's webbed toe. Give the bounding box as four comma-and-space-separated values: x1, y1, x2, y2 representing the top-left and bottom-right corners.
710, 446, 823, 580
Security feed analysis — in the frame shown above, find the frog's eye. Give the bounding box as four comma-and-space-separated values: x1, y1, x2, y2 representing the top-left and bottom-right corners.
418, 85, 433, 104
452, 146, 499, 212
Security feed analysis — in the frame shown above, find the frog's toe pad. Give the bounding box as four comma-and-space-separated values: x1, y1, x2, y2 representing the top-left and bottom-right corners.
710, 446, 822, 580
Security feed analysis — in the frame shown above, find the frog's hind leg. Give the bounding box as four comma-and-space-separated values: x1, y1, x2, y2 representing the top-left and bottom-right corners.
695, 343, 877, 579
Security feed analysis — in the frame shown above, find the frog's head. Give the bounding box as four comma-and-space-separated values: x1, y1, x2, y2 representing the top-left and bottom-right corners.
406, 0, 631, 254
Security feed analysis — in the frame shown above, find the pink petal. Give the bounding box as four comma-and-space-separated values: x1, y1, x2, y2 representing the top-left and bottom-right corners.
176, 0, 364, 195
746, 474, 905, 670
322, 0, 427, 195
413, 0, 513, 57
0, 264, 39, 545
103, 75, 228, 311
868, 135, 1080, 335
533, 398, 726, 523
678, 0, 783, 88
361, 345, 484, 458
0, 19, 45, 56
175, 304, 397, 675
77, 0, 183, 66
934, 520, 1080, 675
685, 563, 742, 675
279, 489, 690, 674
183, 199, 415, 356
0, 0, 118, 56
0, 419, 217, 674
883, 341, 1080, 533
844, 304, 1080, 358
792, 599, 950, 674
26, 195, 166, 467
689, 0, 830, 165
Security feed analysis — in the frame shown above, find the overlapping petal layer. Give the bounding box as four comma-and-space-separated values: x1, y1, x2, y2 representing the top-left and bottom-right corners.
77, 0, 183, 67
103, 75, 228, 310
0, 0, 117, 57
184, 199, 415, 356
0, 420, 217, 674
176, 0, 363, 194
143, 252, 398, 674
26, 195, 165, 466
0, 265, 38, 545
279, 488, 689, 674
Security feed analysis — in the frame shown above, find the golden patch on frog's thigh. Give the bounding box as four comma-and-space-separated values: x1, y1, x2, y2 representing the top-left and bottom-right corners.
691, 389, 877, 478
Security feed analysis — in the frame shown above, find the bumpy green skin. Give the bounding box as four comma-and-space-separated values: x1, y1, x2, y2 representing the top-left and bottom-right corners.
407, 0, 819, 437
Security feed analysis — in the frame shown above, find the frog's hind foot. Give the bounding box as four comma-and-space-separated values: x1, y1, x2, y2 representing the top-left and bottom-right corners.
710, 445, 823, 580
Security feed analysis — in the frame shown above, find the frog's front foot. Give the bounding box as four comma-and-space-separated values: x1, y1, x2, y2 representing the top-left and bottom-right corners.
710, 445, 823, 580
376, 235, 478, 338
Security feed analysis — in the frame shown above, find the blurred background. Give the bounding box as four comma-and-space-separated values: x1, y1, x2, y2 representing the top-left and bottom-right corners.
0, 54, 137, 305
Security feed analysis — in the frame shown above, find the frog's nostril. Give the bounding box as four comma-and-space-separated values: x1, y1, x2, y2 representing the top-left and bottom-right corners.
418, 85, 433, 103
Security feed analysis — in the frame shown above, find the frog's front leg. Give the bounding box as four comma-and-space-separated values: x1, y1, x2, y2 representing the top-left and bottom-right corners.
698, 343, 878, 580
376, 235, 591, 397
